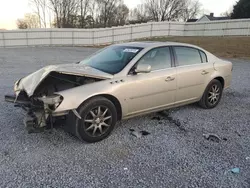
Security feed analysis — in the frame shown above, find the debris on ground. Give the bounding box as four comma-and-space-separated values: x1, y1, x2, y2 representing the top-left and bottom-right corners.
203, 133, 221, 143
151, 116, 161, 121
140, 131, 150, 136
235, 131, 242, 137
130, 129, 151, 138
157, 111, 187, 132
230, 168, 240, 174
222, 138, 228, 141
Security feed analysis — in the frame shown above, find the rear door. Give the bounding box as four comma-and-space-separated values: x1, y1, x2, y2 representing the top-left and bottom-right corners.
172, 46, 214, 105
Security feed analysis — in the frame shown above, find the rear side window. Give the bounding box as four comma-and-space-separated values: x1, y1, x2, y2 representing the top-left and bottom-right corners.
199, 50, 208, 63
174, 47, 202, 66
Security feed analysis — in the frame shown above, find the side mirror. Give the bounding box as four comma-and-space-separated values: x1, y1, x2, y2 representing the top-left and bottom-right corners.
135, 64, 151, 73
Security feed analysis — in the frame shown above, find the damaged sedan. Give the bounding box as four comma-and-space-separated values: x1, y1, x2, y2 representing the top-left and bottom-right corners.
5, 42, 233, 143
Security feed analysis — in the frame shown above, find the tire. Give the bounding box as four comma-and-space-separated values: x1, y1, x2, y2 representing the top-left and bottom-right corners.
199, 79, 223, 109
75, 97, 117, 143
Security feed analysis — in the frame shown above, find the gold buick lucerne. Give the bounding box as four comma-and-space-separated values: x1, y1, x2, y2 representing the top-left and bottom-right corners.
5, 42, 233, 142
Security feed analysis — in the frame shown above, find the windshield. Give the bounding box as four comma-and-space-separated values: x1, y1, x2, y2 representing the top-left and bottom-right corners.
79, 46, 143, 74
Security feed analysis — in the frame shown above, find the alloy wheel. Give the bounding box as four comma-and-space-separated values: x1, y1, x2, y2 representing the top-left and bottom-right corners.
83, 106, 112, 137
208, 84, 220, 105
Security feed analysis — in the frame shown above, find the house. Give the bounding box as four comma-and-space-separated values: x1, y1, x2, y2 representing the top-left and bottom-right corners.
187, 13, 230, 22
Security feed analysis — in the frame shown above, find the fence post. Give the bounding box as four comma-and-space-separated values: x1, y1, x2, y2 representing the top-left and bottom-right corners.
2, 31, 5, 48
248, 21, 250, 36
168, 22, 171, 36
72, 30, 74, 46
203, 23, 206, 37
92, 30, 95, 46
50, 29, 52, 46
150, 23, 153, 37
25, 30, 28, 46
112, 28, 114, 43
130, 26, 133, 41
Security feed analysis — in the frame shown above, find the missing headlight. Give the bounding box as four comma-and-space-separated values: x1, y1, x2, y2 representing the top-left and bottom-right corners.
38, 94, 63, 111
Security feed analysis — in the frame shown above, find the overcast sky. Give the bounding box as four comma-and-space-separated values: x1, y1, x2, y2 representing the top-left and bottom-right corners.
0, 0, 236, 30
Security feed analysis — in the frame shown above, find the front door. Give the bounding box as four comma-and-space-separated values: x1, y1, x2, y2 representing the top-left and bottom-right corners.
121, 46, 177, 116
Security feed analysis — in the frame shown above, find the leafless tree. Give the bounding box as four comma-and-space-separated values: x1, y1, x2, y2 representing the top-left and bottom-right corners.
16, 14, 40, 29
130, 4, 149, 23
29, 0, 49, 28
49, 0, 78, 27
113, 4, 129, 25
16, 19, 28, 29
77, 0, 91, 27
181, 0, 201, 21
144, 0, 191, 21
96, 0, 121, 27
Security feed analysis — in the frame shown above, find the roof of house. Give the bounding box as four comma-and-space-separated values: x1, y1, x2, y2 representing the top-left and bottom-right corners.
186, 19, 198, 22
205, 15, 230, 21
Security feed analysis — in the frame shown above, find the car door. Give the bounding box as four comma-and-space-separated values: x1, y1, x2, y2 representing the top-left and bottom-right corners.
121, 46, 177, 116
173, 46, 214, 105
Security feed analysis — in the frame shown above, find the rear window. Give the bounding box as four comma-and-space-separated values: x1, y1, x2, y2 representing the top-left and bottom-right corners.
199, 51, 208, 63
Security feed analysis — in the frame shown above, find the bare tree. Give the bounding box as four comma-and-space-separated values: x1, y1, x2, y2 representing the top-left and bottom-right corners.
16, 14, 40, 29
16, 19, 28, 29
181, 0, 201, 21
50, 0, 78, 28
78, 0, 90, 28
114, 3, 129, 25
96, 0, 121, 27
29, 0, 49, 28
130, 4, 149, 23
144, 0, 188, 21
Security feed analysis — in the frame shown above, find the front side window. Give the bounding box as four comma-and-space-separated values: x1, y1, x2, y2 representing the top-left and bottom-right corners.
174, 47, 202, 66
136, 47, 172, 71
80, 46, 143, 74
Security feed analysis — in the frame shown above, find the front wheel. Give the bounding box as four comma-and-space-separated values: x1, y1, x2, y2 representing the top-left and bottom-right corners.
75, 97, 117, 143
199, 79, 223, 109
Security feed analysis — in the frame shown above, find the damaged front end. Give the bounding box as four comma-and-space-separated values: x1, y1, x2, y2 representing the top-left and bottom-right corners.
5, 65, 110, 133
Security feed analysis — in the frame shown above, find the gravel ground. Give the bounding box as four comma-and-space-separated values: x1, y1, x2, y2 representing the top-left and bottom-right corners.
0, 47, 249, 188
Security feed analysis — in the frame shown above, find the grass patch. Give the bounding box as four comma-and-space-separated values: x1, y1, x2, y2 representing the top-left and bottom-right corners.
135, 36, 250, 59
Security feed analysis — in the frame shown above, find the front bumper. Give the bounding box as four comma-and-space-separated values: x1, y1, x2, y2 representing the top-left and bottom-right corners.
4, 93, 68, 133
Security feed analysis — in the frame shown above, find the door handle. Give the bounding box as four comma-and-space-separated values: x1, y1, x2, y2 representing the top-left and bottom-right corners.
165, 76, 175, 82
201, 70, 209, 75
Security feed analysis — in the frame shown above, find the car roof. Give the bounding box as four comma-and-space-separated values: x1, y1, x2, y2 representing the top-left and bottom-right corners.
114, 41, 202, 49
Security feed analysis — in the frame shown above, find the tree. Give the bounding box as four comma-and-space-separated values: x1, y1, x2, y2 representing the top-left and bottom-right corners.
16, 14, 40, 29
49, 0, 78, 28
96, 0, 121, 27
16, 19, 28, 29
181, 0, 201, 21
220, 11, 232, 18
144, 0, 187, 22
78, 0, 90, 28
114, 4, 129, 26
29, 0, 49, 28
231, 0, 250, 19
130, 4, 149, 23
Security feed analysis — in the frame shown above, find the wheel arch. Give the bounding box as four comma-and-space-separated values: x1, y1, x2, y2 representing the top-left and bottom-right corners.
77, 94, 122, 121
213, 76, 225, 88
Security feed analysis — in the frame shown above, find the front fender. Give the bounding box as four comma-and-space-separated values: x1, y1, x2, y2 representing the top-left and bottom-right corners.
54, 80, 127, 116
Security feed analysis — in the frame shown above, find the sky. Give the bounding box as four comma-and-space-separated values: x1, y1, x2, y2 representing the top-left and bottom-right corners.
0, 0, 236, 30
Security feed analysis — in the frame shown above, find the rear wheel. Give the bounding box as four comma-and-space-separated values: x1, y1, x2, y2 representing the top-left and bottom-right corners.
75, 97, 117, 143
199, 79, 223, 109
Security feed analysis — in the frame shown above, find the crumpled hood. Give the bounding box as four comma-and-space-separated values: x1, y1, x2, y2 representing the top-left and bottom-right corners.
15, 64, 113, 96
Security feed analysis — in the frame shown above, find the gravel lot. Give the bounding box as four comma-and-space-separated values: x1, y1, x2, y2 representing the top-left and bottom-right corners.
0, 47, 249, 188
